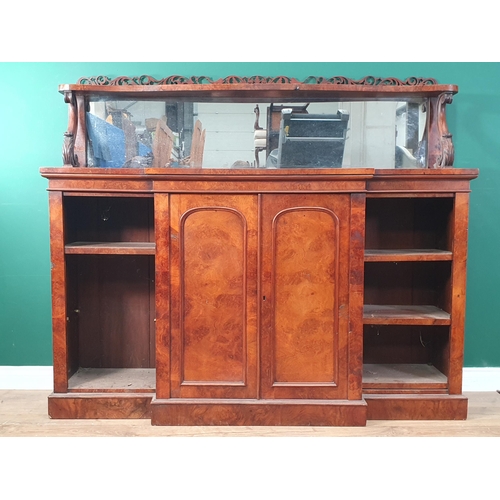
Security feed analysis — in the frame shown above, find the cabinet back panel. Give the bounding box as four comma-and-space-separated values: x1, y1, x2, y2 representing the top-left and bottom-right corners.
365, 198, 453, 250
364, 261, 452, 310
68, 255, 155, 369
363, 325, 449, 365
65, 257, 80, 377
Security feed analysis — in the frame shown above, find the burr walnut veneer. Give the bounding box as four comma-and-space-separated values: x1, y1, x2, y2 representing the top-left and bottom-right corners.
41, 75, 478, 425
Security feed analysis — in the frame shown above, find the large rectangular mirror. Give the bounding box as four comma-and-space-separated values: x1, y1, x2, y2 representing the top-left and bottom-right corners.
86, 98, 428, 169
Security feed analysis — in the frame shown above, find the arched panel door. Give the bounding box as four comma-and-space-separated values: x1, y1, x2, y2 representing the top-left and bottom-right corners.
169, 194, 258, 399
260, 194, 351, 400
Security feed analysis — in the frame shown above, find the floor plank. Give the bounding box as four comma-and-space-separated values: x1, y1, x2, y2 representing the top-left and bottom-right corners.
1, 391, 499, 437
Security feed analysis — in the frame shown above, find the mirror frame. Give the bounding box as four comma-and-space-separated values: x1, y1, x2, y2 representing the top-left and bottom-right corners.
60, 75, 457, 170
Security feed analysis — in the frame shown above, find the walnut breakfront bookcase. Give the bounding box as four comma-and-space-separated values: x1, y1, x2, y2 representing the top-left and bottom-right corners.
41, 75, 478, 426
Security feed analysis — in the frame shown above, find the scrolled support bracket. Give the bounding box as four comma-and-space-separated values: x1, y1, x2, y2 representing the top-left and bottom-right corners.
62, 91, 79, 167
433, 92, 455, 168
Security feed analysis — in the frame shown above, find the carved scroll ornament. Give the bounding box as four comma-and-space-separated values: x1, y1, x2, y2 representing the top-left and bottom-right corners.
76, 75, 438, 86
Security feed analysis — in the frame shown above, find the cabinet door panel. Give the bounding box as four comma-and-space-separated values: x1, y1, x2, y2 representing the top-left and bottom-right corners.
170, 195, 258, 399
261, 194, 351, 399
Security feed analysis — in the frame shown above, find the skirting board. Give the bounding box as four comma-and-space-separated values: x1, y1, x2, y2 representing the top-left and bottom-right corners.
1, 366, 500, 391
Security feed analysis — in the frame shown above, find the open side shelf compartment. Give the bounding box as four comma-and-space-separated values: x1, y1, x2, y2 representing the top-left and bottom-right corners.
62, 194, 157, 394
364, 260, 452, 315
362, 324, 450, 393
67, 367, 156, 392
63, 195, 155, 253
363, 196, 456, 397
365, 196, 454, 254
65, 254, 156, 392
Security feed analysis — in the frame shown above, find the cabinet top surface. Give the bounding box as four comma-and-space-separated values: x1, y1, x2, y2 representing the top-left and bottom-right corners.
40, 167, 479, 178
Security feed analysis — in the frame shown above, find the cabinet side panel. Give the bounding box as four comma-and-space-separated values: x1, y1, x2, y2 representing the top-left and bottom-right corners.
49, 191, 69, 392
348, 193, 365, 399
155, 194, 170, 399
448, 192, 470, 394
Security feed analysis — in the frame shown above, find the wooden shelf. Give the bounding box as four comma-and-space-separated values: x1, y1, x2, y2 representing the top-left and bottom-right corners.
364, 249, 453, 262
68, 368, 156, 393
65, 242, 155, 255
363, 305, 451, 325
363, 363, 447, 389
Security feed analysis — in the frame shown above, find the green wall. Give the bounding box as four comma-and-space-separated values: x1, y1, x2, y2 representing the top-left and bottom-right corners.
1, 62, 498, 367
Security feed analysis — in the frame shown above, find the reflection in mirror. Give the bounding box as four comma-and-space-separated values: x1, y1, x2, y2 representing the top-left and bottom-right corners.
86, 98, 428, 169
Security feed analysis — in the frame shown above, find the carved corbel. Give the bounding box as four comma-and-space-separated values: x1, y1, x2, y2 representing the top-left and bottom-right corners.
62, 91, 79, 166
433, 92, 455, 168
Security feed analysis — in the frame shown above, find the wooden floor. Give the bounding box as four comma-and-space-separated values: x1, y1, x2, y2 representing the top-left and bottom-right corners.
1, 390, 500, 436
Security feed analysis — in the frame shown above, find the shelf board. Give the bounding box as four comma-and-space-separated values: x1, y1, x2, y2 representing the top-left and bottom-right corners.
284, 137, 345, 142
65, 241, 155, 255
363, 305, 451, 325
364, 249, 453, 262
67, 368, 156, 393
363, 363, 447, 389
